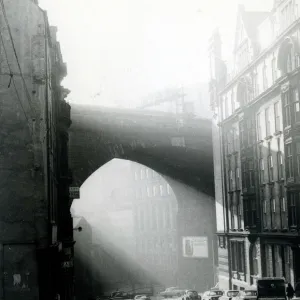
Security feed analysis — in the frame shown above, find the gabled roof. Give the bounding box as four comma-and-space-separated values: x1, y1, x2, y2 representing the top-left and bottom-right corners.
234, 5, 269, 52
241, 10, 269, 39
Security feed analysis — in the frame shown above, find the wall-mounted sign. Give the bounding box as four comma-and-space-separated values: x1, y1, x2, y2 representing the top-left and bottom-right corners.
182, 236, 208, 258
69, 187, 80, 199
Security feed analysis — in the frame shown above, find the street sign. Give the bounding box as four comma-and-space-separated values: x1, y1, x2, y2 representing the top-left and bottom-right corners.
69, 187, 80, 199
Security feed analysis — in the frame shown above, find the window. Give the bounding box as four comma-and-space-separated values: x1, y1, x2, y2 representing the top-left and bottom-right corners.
265, 107, 271, 136
253, 72, 259, 97
287, 49, 293, 73
146, 168, 150, 178
249, 160, 255, 187
277, 151, 284, 180
141, 169, 145, 179
134, 171, 138, 180
268, 154, 274, 182
235, 166, 240, 190
165, 205, 170, 228
263, 64, 268, 90
251, 199, 257, 227
272, 57, 277, 83
297, 142, 300, 176
230, 193, 235, 229
147, 186, 151, 197
229, 169, 233, 191
227, 131, 233, 154
288, 192, 298, 227
246, 119, 253, 146
244, 198, 249, 227
250, 245, 258, 280
286, 143, 293, 179
224, 97, 229, 118
153, 185, 158, 197
280, 185, 287, 229
240, 121, 245, 148
260, 158, 265, 183
293, 88, 300, 123
160, 185, 164, 196
167, 184, 171, 194
274, 102, 281, 132
283, 92, 291, 127
257, 113, 262, 140
231, 91, 235, 114
237, 193, 242, 229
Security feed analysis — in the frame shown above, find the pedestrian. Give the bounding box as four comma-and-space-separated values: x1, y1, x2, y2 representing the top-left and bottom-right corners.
286, 283, 295, 300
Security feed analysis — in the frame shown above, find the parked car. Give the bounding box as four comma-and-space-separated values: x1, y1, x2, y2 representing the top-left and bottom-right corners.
134, 295, 147, 300
219, 290, 239, 300
182, 290, 201, 300
232, 288, 257, 300
257, 277, 286, 300
160, 287, 185, 298
139, 296, 151, 300
202, 289, 224, 300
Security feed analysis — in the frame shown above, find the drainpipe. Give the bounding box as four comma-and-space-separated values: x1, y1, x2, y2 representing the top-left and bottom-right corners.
43, 10, 51, 246
218, 86, 232, 289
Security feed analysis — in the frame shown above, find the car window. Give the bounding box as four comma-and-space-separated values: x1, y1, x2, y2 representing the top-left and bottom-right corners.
244, 291, 257, 297
227, 292, 239, 297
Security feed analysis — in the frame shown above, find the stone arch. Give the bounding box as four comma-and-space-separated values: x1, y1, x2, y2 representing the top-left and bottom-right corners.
277, 36, 300, 73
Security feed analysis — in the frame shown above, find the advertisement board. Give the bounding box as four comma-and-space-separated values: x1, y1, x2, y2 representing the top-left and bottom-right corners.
182, 236, 208, 258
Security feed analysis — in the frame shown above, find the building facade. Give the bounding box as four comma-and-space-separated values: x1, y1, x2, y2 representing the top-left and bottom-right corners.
131, 163, 179, 289
210, 0, 300, 290
0, 1, 71, 299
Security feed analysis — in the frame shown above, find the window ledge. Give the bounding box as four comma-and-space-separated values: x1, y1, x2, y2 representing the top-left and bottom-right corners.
267, 181, 275, 185
271, 228, 278, 232
274, 131, 282, 136
281, 228, 288, 232
265, 135, 273, 141
284, 125, 292, 131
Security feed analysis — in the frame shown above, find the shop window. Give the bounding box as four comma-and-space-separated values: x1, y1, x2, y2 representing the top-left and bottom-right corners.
293, 88, 300, 123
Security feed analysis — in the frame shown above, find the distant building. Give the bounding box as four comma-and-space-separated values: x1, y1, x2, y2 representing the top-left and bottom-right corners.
73, 217, 93, 299
209, 0, 300, 291
131, 163, 179, 288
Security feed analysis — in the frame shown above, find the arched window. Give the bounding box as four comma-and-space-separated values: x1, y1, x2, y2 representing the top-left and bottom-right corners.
278, 36, 300, 74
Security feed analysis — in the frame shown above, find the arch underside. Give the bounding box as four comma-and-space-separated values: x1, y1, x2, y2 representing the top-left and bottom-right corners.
69, 104, 214, 196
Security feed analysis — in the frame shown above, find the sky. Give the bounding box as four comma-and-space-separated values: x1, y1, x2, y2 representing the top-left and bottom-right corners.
38, 0, 273, 108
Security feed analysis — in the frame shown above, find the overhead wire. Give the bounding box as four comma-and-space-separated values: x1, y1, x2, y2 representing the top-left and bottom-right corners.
0, 0, 37, 117
0, 24, 33, 136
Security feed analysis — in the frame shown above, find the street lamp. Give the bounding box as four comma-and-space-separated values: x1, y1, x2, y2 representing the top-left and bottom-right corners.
73, 226, 83, 232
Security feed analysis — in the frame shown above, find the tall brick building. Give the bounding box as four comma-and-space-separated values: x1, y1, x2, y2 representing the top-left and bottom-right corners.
210, 0, 300, 290
0, 1, 71, 299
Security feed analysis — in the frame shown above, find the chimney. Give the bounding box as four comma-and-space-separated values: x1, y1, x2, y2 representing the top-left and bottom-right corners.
238, 4, 245, 13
